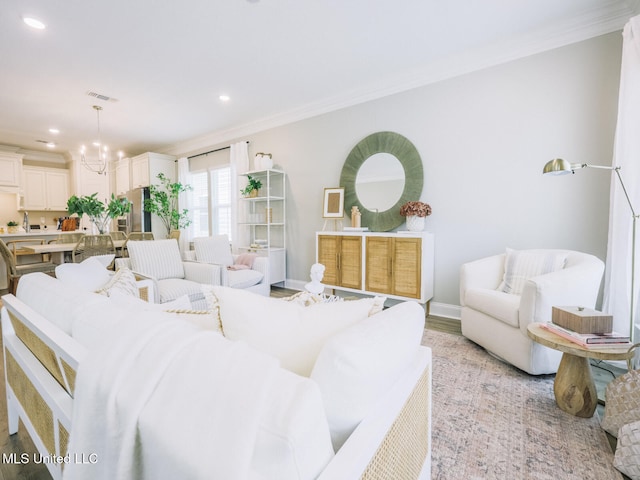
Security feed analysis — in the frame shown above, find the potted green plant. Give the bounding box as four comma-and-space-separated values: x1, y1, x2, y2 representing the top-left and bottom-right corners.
6, 221, 19, 234
241, 174, 263, 198
144, 173, 192, 237
67, 193, 131, 234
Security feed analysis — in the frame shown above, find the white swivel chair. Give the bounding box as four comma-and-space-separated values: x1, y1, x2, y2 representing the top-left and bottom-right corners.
185, 235, 270, 297
460, 249, 605, 375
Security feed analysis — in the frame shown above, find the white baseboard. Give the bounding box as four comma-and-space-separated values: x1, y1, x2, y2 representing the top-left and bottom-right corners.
429, 302, 461, 320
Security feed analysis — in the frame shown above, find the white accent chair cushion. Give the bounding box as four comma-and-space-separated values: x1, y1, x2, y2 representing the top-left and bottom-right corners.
228, 269, 264, 289
310, 300, 425, 451
194, 235, 234, 266
460, 249, 605, 375
498, 248, 567, 295
213, 287, 385, 377
128, 239, 185, 280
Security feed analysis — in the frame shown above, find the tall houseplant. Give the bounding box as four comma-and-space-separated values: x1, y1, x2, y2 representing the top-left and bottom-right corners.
144, 173, 192, 237
67, 193, 131, 234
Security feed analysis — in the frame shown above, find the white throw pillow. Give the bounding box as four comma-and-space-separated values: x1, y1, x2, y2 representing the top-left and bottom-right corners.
310, 301, 425, 450
95, 268, 139, 297
194, 235, 234, 266
498, 248, 567, 295
55, 257, 112, 292
128, 239, 185, 280
213, 287, 385, 377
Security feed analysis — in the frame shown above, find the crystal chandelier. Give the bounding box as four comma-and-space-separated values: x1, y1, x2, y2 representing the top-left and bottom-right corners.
81, 105, 111, 175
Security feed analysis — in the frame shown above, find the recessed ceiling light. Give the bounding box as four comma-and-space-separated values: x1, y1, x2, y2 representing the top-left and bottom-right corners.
49, 128, 59, 134
46, 142, 55, 148
219, 95, 230, 102
23, 17, 46, 30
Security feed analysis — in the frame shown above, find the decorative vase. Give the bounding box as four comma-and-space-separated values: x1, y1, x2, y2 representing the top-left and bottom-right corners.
249, 189, 259, 198
406, 215, 425, 232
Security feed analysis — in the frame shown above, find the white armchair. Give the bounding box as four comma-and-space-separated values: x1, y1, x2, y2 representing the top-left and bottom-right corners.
460, 249, 605, 375
184, 235, 270, 297
116, 239, 221, 310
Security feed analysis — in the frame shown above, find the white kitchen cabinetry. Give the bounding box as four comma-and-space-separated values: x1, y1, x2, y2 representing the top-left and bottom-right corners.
237, 169, 286, 285
115, 157, 130, 195
130, 152, 176, 189
22, 166, 70, 211
0, 152, 23, 190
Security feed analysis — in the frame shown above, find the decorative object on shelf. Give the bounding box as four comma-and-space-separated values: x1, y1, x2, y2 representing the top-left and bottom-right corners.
254, 153, 273, 170
144, 173, 193, 238
340, 131, 424, 232
7, 221, 18, 234
543, 158, 638, 346
67, 193, 131, 234
351, 206, 361, 228
241, 174, 263, 198
400, 201, 432, 232
80, 105, 123, 176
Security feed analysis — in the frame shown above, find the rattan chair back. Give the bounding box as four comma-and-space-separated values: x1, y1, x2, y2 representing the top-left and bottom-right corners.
0, 239, 56, 294
72, 234, 116, 263
127, 232, 154, 241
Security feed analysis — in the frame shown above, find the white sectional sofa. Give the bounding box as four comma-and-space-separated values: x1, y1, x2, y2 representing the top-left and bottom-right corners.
1, 271, 432, 480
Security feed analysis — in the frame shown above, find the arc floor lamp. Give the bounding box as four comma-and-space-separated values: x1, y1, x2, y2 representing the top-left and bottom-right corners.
543, 158, 638, 344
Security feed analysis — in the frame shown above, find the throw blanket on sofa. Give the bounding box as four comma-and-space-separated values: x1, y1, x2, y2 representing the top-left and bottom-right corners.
64, 316, 279, 480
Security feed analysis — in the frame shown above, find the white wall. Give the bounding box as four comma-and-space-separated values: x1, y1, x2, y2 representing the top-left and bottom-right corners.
178, 32, 622, 308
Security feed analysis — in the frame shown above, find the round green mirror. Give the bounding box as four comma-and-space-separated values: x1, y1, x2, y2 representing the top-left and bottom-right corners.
340, 131, 423, 231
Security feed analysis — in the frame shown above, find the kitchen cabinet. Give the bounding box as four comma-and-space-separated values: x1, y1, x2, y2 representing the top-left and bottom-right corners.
130, 152, 176, 189
22, 166, 69, 211
316, 231, 434, 305
0, 152, 23, 190
115, 157, 130, 195
237, 169, 286, 285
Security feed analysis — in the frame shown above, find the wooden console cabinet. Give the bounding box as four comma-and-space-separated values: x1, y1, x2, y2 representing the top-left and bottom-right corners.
316, 231, 434, 304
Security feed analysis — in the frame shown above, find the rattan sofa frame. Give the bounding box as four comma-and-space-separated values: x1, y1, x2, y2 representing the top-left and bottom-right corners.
2, 289, 431, 480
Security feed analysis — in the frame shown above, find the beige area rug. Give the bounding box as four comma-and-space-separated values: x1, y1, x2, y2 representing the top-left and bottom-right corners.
422, 329, 622, 480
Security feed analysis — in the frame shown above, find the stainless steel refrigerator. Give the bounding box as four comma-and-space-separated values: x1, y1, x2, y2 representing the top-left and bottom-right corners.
119, 187, 151, 234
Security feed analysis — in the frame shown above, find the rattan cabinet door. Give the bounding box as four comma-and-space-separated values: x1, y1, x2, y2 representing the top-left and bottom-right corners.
317, 234, 362, 289
366, 236, 422, 299
339, 236, 362, 290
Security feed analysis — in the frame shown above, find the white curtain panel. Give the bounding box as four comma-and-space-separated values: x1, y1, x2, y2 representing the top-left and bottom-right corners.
230, 141, 249, 248
603, 14, 640, 339
177, 157, 193, 251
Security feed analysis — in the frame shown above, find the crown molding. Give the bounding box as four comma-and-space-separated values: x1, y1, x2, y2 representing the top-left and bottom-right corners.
164, 2, 638, 157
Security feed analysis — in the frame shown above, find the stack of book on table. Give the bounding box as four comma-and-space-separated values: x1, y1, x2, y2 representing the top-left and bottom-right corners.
542, 306, 632, 349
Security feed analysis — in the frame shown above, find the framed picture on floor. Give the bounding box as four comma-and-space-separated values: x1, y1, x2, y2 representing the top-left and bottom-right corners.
323, 187, 345, 218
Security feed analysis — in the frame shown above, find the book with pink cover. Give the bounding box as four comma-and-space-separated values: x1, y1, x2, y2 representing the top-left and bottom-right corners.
541, 323, 631, 349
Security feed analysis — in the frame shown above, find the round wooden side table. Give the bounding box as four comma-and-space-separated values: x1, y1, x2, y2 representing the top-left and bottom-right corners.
527, 322, 634, 418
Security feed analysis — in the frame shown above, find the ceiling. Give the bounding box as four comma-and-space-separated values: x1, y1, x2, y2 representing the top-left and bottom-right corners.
1, 0, 638, 160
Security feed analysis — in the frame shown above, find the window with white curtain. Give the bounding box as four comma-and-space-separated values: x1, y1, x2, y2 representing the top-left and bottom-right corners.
189, 166, 232, 240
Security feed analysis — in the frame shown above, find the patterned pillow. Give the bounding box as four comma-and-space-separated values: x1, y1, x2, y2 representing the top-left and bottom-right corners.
127, 239, 185, 280
95, 268, 139, 297
498, 248, 568, 295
